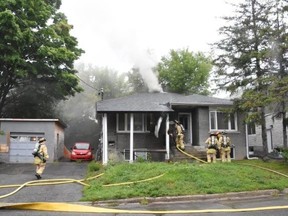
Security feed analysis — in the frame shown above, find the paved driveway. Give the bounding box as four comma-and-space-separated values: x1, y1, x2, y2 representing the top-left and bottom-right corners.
0, 162, 88, 203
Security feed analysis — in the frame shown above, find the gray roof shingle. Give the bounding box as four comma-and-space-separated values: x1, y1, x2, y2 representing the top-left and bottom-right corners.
96, 92, 232, 113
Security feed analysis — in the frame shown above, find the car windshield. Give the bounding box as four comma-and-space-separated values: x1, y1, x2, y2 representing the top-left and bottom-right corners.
74, 143, 90, 150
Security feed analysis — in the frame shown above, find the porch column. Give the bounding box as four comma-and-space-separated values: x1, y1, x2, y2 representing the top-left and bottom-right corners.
102, 113, 108, 165
165, 113, 170, 160
129, 113, 134, 163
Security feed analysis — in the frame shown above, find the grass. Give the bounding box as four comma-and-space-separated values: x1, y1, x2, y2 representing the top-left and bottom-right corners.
81, 159, 288, 201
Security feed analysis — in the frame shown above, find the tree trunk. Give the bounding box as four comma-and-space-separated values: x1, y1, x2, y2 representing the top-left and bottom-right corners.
260, 107, 268, 155
282, 102, 287, 148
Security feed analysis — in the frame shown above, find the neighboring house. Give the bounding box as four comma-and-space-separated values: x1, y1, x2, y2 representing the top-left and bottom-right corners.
96, 92, 247, 164
247, 112, 288, 157
0, 119, 66, 163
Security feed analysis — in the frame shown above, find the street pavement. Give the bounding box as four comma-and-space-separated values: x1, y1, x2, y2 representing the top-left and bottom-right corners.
0, 162, 288, 215
0, 162, 87, 203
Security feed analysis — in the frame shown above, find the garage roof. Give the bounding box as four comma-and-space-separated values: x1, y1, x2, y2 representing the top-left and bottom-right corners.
0, 118, 67, 128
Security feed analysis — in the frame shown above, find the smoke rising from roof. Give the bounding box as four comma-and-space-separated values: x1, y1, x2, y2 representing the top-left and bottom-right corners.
107, 30, 163, 93
132, 50, 163, 93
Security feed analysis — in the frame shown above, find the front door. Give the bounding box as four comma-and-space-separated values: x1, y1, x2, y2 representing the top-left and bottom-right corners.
179, 113, 192, 145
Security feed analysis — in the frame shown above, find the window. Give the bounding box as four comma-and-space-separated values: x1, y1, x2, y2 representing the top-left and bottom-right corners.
209, 111, 237, 131
247, 122, 256, 135
124, 149, 147, 161
117, 113, 150, 132
10, 134, 44, 142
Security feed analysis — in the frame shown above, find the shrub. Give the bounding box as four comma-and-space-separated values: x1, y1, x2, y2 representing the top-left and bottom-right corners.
88, 161, 103, 173
280, 148, 288, 162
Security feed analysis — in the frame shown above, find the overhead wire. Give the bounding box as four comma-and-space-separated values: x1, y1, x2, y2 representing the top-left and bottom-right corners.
75, 74, 99, 91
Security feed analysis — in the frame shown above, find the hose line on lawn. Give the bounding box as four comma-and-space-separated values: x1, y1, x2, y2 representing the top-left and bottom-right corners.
1, 162, 288, 213
0, 174, 104, 199
0, 173, 166, 199
238, 162, 288, 178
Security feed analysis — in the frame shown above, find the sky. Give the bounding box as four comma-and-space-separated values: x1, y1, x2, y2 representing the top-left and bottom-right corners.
60, 0, 238, 73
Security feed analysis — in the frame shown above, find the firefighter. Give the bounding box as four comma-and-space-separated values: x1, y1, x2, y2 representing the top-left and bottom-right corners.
174, 120, 185, 150
205, 132, 219, 163
33, 137, 49, 179
218, 131, 232, 162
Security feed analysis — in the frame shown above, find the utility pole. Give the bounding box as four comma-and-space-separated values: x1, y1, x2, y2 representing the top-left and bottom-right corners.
98, 88, 104, 100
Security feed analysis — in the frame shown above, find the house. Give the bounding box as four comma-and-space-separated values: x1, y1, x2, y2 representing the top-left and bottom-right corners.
247, 112, 288, 157
0, 118, 66, 163
96, 92, 247, 164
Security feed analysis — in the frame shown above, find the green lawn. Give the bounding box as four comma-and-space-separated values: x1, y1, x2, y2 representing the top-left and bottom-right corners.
82, 159, 288, 201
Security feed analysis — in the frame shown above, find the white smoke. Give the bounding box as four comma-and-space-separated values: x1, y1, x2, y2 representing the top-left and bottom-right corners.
106, 29, 163, 92
132, 49, 163, 92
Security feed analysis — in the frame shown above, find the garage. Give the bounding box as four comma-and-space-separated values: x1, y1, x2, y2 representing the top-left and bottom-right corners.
0, 118, 66, 163
9, 133, 45, 163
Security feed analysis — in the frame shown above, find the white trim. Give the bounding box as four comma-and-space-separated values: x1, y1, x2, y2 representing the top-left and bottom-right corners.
129, 113, 134, 163
102, 114, 108, 165
0, 118, 61, 122
245, 124, 258, 159
179, 112, 192, 145
209, 110, 238, 132
165, 113, 170, 160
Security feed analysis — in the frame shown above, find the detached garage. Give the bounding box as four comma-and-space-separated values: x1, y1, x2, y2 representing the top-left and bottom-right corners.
0, 119, 66, 163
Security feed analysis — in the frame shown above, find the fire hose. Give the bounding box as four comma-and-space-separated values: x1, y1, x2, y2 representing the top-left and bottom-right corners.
1, 202, 288, 214
176, 145, 208, 163
1, 164, 288, 213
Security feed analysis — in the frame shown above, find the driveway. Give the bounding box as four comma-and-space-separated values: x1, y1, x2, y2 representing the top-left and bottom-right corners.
0, 162, 88, 203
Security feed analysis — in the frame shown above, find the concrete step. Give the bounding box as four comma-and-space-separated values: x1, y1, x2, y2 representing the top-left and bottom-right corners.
171, 146, 207, 162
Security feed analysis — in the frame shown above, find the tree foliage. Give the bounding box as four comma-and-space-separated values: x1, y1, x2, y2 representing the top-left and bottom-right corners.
0, 0, 84, 117
156, 49, 212, 95
126, 67, 149, 93
57, 64, 130, 149
266, 0, 288, 148
213, 0, 288, 152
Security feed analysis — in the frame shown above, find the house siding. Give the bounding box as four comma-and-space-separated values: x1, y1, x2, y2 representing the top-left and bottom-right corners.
198, 107, 210, 146
249, 113, 288, 154
54, 123, 65, 160
103, 109, 247, 161
105, 113, 167, 161
226, 114, 246, 160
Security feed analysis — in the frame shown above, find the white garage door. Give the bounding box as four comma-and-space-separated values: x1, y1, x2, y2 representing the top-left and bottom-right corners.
9, 133, 45, 163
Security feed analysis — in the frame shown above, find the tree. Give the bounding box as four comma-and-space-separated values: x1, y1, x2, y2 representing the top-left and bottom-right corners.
57, 64, 130, 149
267, 0, 288, 148
213, 0, 275, 155
126, 67, 149, 93
0, 0, 84, 117
156, 49, 212, 95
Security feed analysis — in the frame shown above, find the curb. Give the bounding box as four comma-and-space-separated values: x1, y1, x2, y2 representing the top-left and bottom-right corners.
91, 189, 287, 206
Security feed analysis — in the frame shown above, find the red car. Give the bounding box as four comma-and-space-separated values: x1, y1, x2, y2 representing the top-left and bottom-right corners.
70, 142, 93, 161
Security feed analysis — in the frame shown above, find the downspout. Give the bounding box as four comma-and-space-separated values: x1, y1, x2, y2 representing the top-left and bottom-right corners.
129, 113, 134, 163
245, 124, 258, 160
165, 113, 170, 160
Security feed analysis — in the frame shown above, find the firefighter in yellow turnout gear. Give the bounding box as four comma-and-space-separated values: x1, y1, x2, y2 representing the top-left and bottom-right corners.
205, 132, 219, 163
33, 138, 49, 179
174, 120, 185, 150
218, 131, 232, 162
